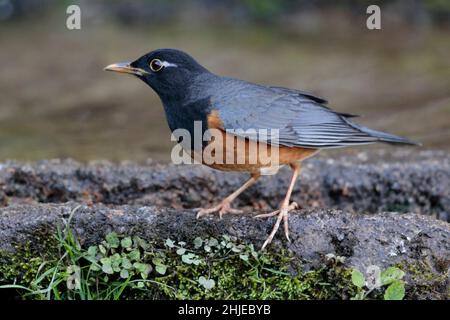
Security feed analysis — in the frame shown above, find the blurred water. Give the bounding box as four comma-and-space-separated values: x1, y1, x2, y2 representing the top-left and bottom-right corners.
0, 4, 449, 162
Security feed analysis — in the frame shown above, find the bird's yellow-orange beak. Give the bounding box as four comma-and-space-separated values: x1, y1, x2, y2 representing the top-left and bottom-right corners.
104, 62, 149, 76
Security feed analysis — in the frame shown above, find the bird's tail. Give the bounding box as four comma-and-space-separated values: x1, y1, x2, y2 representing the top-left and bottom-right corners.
343, 118, 421, 146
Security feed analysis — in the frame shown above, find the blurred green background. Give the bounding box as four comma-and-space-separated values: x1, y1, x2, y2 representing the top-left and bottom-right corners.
0, 0, 449, 162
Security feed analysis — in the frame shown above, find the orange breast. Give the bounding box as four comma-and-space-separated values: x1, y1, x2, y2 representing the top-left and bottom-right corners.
200, 131, 317, 172
188, 111, 318, 173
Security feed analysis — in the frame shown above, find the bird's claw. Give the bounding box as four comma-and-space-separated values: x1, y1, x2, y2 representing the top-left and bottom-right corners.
254, 202, 297, 219
259, 202, 298, 251
195, 201, 243, 219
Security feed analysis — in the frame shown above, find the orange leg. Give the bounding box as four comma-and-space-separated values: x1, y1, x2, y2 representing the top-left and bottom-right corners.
196, 173, 260, 219
255, 163, 301, 250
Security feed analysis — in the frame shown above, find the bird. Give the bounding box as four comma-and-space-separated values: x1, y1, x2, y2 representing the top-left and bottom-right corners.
105, 48, 419, 250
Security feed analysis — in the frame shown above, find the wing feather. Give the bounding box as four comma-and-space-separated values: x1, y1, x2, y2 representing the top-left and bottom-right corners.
211, 80, 376, 149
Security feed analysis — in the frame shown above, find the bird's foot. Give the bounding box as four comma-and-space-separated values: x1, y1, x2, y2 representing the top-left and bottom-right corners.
195, 200, 243, 219
255, 202, 298, 250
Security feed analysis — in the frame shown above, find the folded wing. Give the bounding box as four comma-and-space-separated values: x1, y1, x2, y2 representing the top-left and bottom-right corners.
212, 82, 417, 148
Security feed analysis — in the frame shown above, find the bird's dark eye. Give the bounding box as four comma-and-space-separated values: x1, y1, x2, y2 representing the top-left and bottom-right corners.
149, 59, 163, 72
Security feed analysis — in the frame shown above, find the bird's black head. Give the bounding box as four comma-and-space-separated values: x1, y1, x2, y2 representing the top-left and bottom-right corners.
105, 49, 209, 99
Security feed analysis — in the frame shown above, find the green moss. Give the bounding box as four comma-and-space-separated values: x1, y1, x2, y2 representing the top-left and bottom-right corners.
1, 214, 447, 300
0, 246, 45, 287
3, 228, 447, 300
0, 227, 360, 300
11, 221, 447, 300
394, 260, 449, 300
0, 227, 59, 291
150, 247, 356, 300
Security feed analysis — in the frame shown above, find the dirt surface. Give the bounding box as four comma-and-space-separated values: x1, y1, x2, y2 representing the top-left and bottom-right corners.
1, 150, 448, 220
0, 203, 448, 274
0, 150, 449, 297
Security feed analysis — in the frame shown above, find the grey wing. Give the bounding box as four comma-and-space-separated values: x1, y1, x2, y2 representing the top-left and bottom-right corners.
268, 86, 359, 118
268, 86, 329, 104
212, 84, 377, 149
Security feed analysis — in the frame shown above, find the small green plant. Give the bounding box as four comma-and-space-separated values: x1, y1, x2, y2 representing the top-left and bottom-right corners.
4, 207, 409, 300
0, 207, 173, 300
351, 266, 406, 300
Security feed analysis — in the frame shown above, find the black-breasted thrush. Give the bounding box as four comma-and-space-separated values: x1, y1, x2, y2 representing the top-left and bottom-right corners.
105, 49, 419, 249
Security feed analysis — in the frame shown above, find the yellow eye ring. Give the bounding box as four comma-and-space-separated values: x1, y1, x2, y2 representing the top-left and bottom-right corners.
149, 59, 163, 72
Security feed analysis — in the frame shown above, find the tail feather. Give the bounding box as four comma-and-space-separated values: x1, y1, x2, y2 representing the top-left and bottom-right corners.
343, 118, 421, 146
